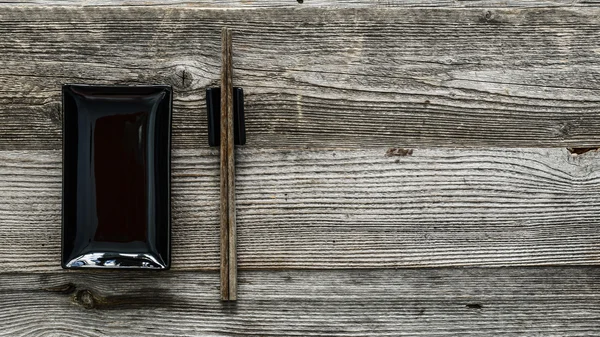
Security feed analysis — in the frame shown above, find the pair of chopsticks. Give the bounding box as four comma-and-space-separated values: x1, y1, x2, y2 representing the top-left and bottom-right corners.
220, 27, 237, 301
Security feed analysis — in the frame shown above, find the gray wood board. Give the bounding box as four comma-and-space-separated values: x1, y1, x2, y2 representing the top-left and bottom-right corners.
2, 147, 599, 272
0, 268, 599, 336
2, 7, 600, 149
2, 0, 599, 8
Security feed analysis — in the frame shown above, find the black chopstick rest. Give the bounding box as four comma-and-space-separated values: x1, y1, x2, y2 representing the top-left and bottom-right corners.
206, 87, 245, 147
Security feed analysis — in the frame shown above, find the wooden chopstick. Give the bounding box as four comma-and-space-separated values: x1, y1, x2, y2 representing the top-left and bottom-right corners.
219, 27, 230, 301
220, 27, 237, 301
225, 28, 238, 301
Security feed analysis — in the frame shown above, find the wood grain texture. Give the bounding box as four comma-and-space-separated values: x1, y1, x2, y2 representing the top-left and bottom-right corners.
1, 147, 599, 273
2, 7, 600, 149
2, 0, 599, 8
0, 268, 598, 336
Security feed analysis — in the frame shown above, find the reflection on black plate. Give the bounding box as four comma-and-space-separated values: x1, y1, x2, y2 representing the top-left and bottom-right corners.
62, 85, 172, 269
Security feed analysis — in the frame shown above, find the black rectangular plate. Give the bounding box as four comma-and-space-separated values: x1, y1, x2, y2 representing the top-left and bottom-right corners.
62, 85, 172, 269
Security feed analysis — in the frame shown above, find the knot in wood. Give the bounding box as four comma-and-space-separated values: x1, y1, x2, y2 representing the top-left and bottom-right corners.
43, 102, 62, 127
479, 10, 500, 24
170, 65, 193, 89
76, 289, 96, 309
386, 148, 413, 157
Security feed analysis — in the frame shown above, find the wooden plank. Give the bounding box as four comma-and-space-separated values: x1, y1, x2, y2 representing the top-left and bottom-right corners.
2, 0, 598, 8
2, 7, 600, 149
0, 268, 598, 336
1, 147, 600, 273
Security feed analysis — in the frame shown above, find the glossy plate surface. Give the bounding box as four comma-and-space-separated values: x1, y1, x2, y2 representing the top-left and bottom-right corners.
62, 85, 172, 269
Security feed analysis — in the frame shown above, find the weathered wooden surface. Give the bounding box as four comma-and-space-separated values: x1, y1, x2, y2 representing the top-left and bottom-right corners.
2, 7, 600, 149
2, 4, 600, 335
0, 268, 598, 336
1, 147, 599, 272
2, 0, 599, 7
